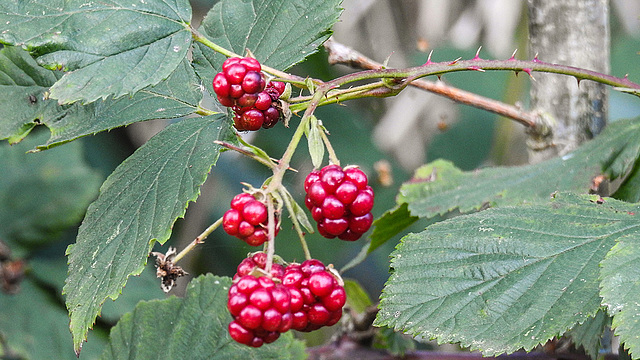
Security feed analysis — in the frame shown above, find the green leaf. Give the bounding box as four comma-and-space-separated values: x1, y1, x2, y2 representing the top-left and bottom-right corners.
368, 204, 418, 254
102, 274, 306, 360
600, 225, 640, 358
64, 115, 235, 354
0, 46, 204, 147
42, 58, 205, 148
0, 46, 62, 143
0, 279, 107, 360
566, 309, 610, 359
307, 116, 324, 168
373, 327, 416, 357
343, 279, 373, 314
0, 0, 193, 104
398, 118, 640, 219
193, 0, 342, 94
613, 158, 640, 203
30, 257, 165, 324
279, 186, 314, 234
0, 129, 101, 249
376, 193, 639, 356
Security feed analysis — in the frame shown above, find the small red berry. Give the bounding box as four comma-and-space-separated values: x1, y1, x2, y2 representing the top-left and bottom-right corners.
224, 64, 248, 85
223, 193, 277, 246
304, 165, 374, 240
242, 200, 268, 225
212, 73, 230, 98
241, 109, 264, 131
240, 57, 261, 72
242, 71, 265, 94
212, 57, 284, 132
281, 260, 345, 332
308, 271, 335, 297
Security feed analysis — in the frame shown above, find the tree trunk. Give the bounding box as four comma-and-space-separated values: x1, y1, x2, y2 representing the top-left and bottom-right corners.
527, 0, 610, 164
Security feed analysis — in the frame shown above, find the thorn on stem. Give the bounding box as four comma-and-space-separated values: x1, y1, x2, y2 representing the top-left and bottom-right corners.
448, 57, 462, 66
467, 66, 485, 72
533, 53, 540, 62
508, 49, 518, 60
472, 46, 482, 60
522, 68, 535, 80
424, 50, 434, 65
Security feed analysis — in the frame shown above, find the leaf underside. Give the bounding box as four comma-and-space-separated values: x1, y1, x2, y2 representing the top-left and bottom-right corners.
376, 193, 640, 356
0, 0, 193, 105
64, 115, 235, 353
102, 275, 306, 360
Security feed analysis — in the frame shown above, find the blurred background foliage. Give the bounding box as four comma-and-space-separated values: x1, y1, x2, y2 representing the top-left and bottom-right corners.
1, 0, 639, 358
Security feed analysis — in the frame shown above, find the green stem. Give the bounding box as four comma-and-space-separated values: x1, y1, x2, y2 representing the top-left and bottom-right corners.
265, 90, 326, 194
174, 217, 223, 264
318, 123, 340, 166
289, 81, 394, 114
191, 27, 311, 85
279, 187, 312, 260
196, 105, 219, 116
265, 195, 276, 274
214, 140, 277, 169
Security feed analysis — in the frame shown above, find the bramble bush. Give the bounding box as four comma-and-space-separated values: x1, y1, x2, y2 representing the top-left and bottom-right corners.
1, 0, 640, 359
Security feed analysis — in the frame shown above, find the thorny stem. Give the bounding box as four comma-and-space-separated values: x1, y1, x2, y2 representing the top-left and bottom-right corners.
194, 33, 640, 263
323, 38, 540, 128
288, 81, 396, 114
173, 217, 223, 264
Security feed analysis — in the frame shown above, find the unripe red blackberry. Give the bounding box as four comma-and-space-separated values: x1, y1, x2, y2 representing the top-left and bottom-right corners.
231, 81, 286, 131
223, 193, 278, 246
234, 252, 285, 280
212, 57, 286, 132
227, 275, 293, 347
213, 57, 265, 108
304, 165, 374, 241
281, 259, 346, 332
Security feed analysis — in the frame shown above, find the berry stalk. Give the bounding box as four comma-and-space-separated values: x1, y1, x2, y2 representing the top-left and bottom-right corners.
191, 27, 313, 87
265, 195, 277, 274
173, 216, 223, 264
278, 188, 312, 260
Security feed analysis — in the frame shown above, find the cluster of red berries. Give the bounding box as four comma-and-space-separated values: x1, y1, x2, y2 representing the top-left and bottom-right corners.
227, 253, 346, 347
222, 193, 278, 247
304, 164, 374, 241
212, 57, 285, 131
